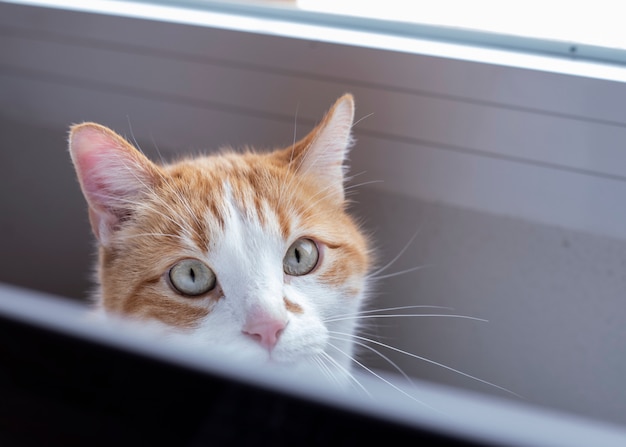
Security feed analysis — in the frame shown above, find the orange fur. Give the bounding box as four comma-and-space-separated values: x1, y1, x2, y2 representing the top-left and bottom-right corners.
70, 94, 371, 356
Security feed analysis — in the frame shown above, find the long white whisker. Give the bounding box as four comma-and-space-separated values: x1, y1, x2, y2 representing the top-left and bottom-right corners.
348, 333, 521, 398
293, 126, 322, 177
290, 103, 300, 163
348, 170, 370, 179
327, 342, 438, 410
360, 305, 455, 314
126, 115, 144, 155
369, 229, 422, 278
368, 265, 432, 281
311, 354, 338, 386
352, 112, 374, 128
328, 305, 454, 322
330, 331, 415, 385
150, 133, 167, 165
326, 314, 488, 324
320, 346, 370, 396
277, 103, 301, 209
344, 179, 385, 192
296, 180, 347, 216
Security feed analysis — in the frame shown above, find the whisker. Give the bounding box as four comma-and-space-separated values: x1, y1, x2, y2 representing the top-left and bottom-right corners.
126, 115, 144, 155
347, 170, 370, 179
310, 354, 337, 386
327, 341, 438, 410
330, 331, 415, 385
290, 103, 300, 162
348, 333, 521, 398
296, 180, 347, 216
326, 314, 488, 324
352, 112, 374, 129
369, 229, 422, 278
319, 347, 370, 396
277, 103, 301, 209
344, 179, 385, 192
359, 305, 454, 314
368, 264, 432, 281
328, 305, 455, 322
150, 133, 167, 165
292, 125, 319, 176
342, 170, 376, 192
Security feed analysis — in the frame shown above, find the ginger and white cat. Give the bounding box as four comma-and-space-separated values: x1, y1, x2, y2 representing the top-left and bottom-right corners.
69, 94, 371, 378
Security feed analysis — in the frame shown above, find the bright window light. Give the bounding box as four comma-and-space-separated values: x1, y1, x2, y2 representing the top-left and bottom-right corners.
10, 0, 626, 73
298, 0, 626, 50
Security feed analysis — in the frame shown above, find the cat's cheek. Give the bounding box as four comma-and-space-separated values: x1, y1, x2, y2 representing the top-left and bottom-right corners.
273, 317, 328, 362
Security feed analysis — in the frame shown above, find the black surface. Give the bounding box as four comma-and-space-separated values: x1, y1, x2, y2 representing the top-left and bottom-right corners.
0, 312, 492, 446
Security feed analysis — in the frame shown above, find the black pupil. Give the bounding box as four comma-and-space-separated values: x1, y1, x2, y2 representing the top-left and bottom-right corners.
189, 267, 196, 282
294, 247, 301, 263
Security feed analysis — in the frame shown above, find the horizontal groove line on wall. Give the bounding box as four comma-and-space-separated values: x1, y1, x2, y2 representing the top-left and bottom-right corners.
2, 63, 625, 187
2, 7, 626, 125
2, 24, 625, 130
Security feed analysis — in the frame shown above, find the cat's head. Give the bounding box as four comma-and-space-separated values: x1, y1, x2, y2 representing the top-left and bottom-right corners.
69, 95, 371, 375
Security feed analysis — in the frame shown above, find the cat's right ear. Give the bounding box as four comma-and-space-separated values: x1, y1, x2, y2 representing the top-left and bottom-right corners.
69, 123, 161, 245
277, 94, 355, 204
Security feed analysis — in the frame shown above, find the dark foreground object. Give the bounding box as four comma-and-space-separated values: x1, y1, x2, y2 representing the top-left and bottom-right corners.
0, 291, 484, 447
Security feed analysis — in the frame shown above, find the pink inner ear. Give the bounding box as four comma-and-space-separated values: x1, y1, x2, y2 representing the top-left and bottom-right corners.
69, 123, 156, 243
73, 143, 111, 204
72, 124, 154, 205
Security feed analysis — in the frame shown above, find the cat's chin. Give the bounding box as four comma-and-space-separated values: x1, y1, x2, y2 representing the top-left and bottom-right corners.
227, 345, 319, 368
94, 311, 354, 385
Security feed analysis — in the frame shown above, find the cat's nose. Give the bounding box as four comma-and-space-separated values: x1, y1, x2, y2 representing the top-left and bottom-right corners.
242, 316, 287, 350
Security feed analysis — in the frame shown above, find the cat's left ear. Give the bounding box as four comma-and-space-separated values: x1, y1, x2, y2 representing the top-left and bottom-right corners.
280, 94, 355, 203
69, 123, 161, 245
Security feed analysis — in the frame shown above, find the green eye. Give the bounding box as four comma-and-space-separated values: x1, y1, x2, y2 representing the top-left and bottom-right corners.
169, 259, 216, 296
283, 238, 319, 276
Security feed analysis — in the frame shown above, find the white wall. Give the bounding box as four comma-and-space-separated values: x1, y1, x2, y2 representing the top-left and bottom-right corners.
2, 0, 626, 427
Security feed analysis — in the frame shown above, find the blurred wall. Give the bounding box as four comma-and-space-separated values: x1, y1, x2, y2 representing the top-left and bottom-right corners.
2, 1, 626, 427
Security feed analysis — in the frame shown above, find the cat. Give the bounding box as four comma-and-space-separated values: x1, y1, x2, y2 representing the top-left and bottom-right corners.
69, 94, 372, 381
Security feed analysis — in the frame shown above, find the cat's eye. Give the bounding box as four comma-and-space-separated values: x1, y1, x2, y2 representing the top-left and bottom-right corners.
169, 259, 216, 296
283, 238, 319, 276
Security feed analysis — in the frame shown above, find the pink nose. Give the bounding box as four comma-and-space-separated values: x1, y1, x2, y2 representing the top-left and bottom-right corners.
242, 316, 287, 350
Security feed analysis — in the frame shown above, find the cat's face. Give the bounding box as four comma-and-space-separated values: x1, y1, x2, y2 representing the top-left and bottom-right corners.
69, 95, 371, 376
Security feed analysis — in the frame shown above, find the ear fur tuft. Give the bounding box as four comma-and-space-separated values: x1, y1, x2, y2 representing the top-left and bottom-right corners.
69, 123, 160, 244
280, 94, 356, 202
